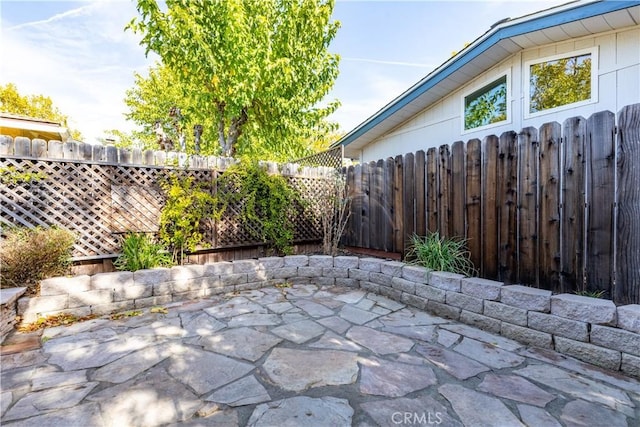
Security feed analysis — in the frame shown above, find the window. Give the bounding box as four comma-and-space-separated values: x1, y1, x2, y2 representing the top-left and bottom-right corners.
463, 74, 508, 131
525, 47, 597, 117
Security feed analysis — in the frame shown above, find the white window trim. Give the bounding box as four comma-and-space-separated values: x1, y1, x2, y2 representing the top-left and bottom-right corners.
461, 69, 511, 135
524, 46, 599, 119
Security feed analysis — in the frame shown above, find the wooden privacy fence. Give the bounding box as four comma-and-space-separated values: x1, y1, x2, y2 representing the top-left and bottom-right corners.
0, 137, 333, 261
344, 104, 640, 305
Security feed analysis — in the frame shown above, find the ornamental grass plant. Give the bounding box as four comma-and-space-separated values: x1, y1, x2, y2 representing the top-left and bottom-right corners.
406, 232, 476, 277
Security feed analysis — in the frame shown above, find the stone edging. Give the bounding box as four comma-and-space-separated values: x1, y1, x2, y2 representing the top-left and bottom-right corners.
11, 255, 640, 377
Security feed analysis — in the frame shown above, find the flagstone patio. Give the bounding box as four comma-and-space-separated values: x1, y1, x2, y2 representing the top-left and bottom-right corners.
1, 284, 639, 426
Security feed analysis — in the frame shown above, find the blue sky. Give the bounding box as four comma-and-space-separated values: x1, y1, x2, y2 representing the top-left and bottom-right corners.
1, 0, 568, 144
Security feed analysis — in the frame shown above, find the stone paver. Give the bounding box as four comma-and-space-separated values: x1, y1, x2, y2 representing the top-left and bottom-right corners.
1, 283, 638, 426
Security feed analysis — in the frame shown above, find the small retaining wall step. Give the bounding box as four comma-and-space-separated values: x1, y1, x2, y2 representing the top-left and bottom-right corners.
1, 287, 27, 344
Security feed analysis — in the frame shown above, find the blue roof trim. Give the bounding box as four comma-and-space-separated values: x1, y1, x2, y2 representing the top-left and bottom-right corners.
338, 0, 639, 148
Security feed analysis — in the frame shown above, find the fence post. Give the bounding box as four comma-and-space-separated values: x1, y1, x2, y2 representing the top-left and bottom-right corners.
15, 137, 31, 157
615, 103, 640, 304
0, 135, 13, 155
32, 139, 47, 158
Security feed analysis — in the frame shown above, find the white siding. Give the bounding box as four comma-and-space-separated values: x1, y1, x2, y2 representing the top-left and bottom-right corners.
361, 26, 640, 163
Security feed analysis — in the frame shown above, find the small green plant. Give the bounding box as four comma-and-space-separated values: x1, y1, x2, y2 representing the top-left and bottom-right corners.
1, 226, 75, 292
405, 232, 476, 277
114, 232, 173, 272
574, 289, 606, 299
216, 161, 300, 255
159, 175, 216, 264
0, 166, 46, 185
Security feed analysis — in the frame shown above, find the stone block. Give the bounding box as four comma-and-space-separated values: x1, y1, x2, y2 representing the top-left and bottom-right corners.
221, 273, 248, 286
68, 289, 113, 308
334, 256, 359, 269
270, 267, 298, 279
18, 295, 68, 316
379, 286, 402, 301
90, 301, 135, 316
551, 294, 616, 325
133, 268, 171, 286
501, 285, 551, 312
91, 271, 134, 290
322, 267, 349, 278
134, 295, 172, 308
297, 267, 323, 278
461, 277, 503, 301
204, 286, 231, 296
113, 284, 152, 301
381, 261, 404, 277
235, 282, 264, 292
554, 336, 621, 371
414, 284, 446, 303
309, 255, 334, 268
202, 276, 223, 289
153, 282, 173, 296
428, 271, 464, 292
426, 300, 460, 320
289, 277, 312, 286
500, 323, 552, 349
316, 277, 337, 287
358, 258, 383, 273
590, 325, 640, 357
391, 277, 415, 294
335, 278, 359, 288
171, 264, 205, 281
232, 259, 261, 274
349, 269, 370, 281
621, 353, 640, 378
401, 293, 428, 310
172, 290, 205, 302
247, 270, 268, 282
528, 312, 589, 342
22, 307, 93, 325
172, 278, 208, 293
360, 281, 380, 294
483, 300, 528, 326
401, 265, 429, 284
0, 288, 26, 306
617, 305, 640, 333
258, 257, 284, 269
283, 255, 308, 267
446, 291, 483, 313
204, 262, 234, 276
369, 272, 392, 287
460, 311, 501, 334
40, 275, 90, 295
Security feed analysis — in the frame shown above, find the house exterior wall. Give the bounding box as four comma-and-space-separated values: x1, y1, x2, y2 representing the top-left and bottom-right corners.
360, 26, 640, 163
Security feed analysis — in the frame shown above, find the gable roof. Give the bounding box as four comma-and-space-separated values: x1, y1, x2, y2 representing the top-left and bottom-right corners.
334, 0, 640, 157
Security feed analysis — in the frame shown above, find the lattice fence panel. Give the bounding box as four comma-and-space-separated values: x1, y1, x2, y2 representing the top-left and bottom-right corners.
215, 174, 264, 247
1, 158, 118, 258
288, 176, 328, 241
293, 146, 343, 169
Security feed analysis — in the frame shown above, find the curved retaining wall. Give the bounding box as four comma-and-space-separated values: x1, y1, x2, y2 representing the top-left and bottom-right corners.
14, 255, 640, 377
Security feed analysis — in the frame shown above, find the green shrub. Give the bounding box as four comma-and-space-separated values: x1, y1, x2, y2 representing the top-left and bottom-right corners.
406, 232, 476, 277
574, 289, 606, 299
0, 226, 75, 291
114, 232, 173, 272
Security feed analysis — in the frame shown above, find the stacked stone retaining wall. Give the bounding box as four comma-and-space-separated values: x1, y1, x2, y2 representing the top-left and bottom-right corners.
10, 256, 640, 377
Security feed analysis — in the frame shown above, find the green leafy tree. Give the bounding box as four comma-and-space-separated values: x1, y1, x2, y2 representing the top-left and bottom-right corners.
127, 0, 340, 160
464, 83, 507, 130
529, 54, 591, 113
0, 83, 83, 140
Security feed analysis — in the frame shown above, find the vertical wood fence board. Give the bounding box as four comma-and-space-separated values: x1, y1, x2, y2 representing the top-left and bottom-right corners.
586, 111, 616, 295
345, 165, 355, 246
482, 135, 499, 279
438, 145, 452, 237
451, 141, 466, 239
561, 116, 587, 294
369, 161, 381, 250
615, 104, 640, 304
352, 164, 363, 247
518, 127, 539, 286
415, 150, 427, 237
393, 155, 404, 253
426, 148, 438, 234
498, 131, 518, 283
403, 153, 416, 252
383, 158, 395, 252
539, 122, 562, 292
466, 138, 482, 272
361, 162, 371, 249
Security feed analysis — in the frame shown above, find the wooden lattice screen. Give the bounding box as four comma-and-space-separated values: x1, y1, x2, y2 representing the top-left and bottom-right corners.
0, 137, 334, 260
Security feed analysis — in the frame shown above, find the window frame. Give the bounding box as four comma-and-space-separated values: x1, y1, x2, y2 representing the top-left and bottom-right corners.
524, 47, 598, 119
461, 70, 511, 135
